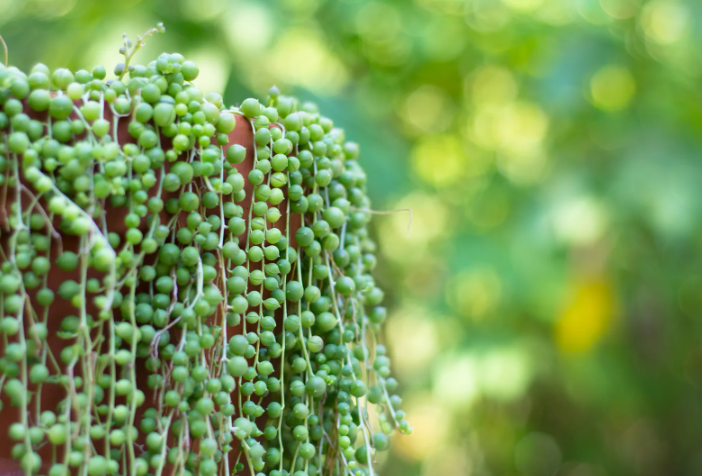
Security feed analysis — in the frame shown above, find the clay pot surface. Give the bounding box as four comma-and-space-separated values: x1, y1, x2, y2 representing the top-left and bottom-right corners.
0, 104, 300, 474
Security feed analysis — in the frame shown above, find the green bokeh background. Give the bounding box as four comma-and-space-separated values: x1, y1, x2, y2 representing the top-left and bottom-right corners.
3, 0, 702, 474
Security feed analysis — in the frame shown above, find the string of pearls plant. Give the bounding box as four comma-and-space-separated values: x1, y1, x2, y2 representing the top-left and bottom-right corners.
0, 25, 411, 476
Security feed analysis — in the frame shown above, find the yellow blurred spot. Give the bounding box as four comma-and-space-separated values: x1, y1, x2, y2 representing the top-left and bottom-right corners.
265, 28, 349, 95
387, 306, 439, 379
401, 85, 454, 134
469, 65, 518, 106
411, 134, 467, 187
600, 0, 640, 19
641, 0, 689, 45
590, 65, 636, 111
447, 268, 502, 320
395, 393, 450, 461
555, 278, 615, 354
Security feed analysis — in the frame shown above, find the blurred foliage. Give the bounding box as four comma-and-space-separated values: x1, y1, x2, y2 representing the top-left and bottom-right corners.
4, 0, 702, 474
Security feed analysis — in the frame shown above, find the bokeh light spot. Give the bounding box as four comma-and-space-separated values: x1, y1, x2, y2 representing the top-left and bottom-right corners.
396, 393, 451, 460
556, 278, 615, 354
355, 3, 410, 65
469, 65, 518, 106
502, 0, 545, 13
221, 2, 273, 54
433, 353, 481, 409
552, 195, 608, 246
356, 3, 411, 68
356, 2, 402, 43
420, 446, 471, 476
411, 134, 467, 187
419, 17, 468, 61
0, 0, 20, 25
641, 0, 689, 45
401, 85, 454, 134
499, 102, 549, 152
414, 0, 466, 16
188, 48, 229, 101
535, 0, 577, 25
470, 101, 548, 155
31, 0, 76, 18
387, 306, 439, 379
576, 0, 610, 24
480, 346, 533, 400
280, 0, 321, 16
497, 148, 550, 184
466, 0, 512, 32
180, 0, 226, 21
378, 191, 449, 264
265, 28, 349, 94
447, 268, 502, 320
590, 65, 636, 111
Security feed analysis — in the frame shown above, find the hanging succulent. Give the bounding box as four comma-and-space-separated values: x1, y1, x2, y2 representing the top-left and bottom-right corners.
0, 24, 410, 476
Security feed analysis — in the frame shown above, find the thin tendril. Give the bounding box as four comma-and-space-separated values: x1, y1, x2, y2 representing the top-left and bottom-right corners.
118, 22, 165, 80
0, 35, 8, 67
349, 206, 413, 238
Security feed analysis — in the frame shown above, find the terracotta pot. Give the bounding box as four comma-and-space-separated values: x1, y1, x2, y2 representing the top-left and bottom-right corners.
0, 101, 300, 474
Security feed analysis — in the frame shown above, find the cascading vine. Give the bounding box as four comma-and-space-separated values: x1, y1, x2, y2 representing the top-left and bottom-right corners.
0, 26, 410, 476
